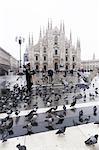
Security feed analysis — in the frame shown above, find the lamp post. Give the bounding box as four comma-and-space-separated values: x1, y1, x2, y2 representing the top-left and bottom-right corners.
16, 36, 25, 68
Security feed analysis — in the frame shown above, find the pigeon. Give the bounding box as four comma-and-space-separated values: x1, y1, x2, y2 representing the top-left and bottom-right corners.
79, 110, 83, 117
25, 109, 37, 120
1, 131, 8, 142
93, 106, 97, 116
64, 96, 68, 100
70, 100, 76, 107
6, 109, 13, 115
16, 144, 27, 150
85, 134, 98, 145
46, 99, 52, 107
94, 121, 99, 124
45, 116, 54, 128
84, 116, 90, 123
73, 120, 80, 126
56, 114, 64, 124
56, 126, 66, 135
63, 105, 66, 111
15, 109, 20, 116
46, 106, 58, 113
23, 122, 33, 135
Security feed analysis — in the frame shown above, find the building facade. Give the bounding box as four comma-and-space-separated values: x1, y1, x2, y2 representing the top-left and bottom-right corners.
10, 56, 19, 73
25, 21, 81, 71
81, 54, 99, 71
0, 47, 18, 75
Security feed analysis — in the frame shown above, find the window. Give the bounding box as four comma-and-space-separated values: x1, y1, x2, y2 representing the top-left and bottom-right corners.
44, 65, 46, 71
44, 56, 46, 61
73, 56, 75, 61
73, 64, 75, 69
66, 56, 68, 61
66, 49, 68, 54
36, 65, 39, 70
54, 36, 58, 45
36, 56, 38, 61
44, 47, 46, 53
66, 65, 68, 70
55, 49, 58, 55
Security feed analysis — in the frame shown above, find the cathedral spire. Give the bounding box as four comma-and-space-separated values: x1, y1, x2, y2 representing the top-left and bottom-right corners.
43, 26, 45, 37
32, 33, 33, 45
70, 30, 72, 42
50, 19, 52, 29
48, 19, 50, 30
76, 38, 80, 49
93, 53, 95, 60
63, 21, 65, 33
25, 45, 28, 53
39, 26, 42, 38
29, 33, 31, 46
60, 21, 62, 32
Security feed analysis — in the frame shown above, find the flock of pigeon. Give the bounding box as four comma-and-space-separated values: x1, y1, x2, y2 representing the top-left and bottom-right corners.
0, 72, 99, 149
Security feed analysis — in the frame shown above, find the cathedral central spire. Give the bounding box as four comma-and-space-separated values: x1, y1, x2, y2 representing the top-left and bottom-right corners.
32, 33, 33, 45
48, 19, 50, 30
63, 21, 65, 33
39, 27, 42, 38
28, 33, 30, 46
70, 30, 72, 44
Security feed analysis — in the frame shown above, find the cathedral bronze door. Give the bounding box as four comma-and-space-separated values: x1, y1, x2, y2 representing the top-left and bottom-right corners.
54, 62, 58, 71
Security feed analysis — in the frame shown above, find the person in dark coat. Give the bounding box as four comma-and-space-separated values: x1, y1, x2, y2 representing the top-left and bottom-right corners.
48, 69, 53, 83
25, 63, 32, 93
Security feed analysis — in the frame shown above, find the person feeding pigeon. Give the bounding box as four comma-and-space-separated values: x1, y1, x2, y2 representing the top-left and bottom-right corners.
24, 62, 33, 93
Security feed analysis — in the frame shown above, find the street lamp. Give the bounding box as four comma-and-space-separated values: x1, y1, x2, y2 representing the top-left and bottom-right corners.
16, 36, 25, 68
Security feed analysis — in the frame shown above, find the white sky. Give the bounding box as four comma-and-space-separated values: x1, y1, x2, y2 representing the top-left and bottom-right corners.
0, 0, 99, 61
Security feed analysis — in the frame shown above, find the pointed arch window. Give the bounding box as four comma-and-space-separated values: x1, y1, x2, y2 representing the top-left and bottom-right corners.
55, 49, 58, 55
54, 36, 58, 45
66, 56, 68, 61
36, 56, 38, 61
44, 56, 46, 61
43, 47, 46, 53
72, 56, 75, 61
66, 49, 68, 54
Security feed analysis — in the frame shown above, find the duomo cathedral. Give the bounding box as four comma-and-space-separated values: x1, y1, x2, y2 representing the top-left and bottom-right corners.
24, 20, 96, 71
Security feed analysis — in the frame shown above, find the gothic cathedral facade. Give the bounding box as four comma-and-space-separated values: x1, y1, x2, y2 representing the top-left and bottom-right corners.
25, 21, 81, 71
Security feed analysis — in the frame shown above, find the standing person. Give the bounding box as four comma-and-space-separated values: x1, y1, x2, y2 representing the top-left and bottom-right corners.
48, 69, 53, 83
25, 63, 32, 93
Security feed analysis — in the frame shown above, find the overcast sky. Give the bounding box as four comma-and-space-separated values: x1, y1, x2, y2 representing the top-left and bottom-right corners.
0, 0, 99, 61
